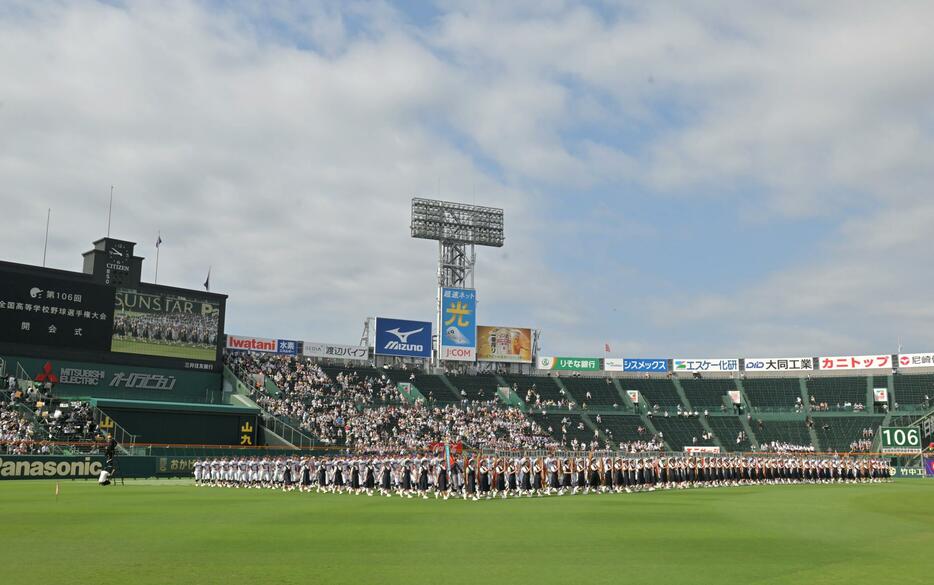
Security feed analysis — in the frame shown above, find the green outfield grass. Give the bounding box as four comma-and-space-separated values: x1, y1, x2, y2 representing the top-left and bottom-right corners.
0, 480, 931, 585
110, 338, 216, 361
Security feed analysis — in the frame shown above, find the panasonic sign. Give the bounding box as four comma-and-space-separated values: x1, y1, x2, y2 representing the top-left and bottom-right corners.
0, 456, 103, 480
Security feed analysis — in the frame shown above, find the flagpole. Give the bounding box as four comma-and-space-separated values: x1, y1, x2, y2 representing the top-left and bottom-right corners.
154, 232, 161, 284
107, 185, 113, 237
42, 208, 51, 267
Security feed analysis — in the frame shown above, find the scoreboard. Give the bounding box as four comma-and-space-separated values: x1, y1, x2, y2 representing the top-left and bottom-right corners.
879, 427, 921, 453
0, 237, 227, 373
0, 272, 116, 351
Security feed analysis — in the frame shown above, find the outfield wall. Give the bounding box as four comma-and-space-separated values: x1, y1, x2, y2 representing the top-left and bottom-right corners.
96, 399, 259, 446
0, 455, 198, 480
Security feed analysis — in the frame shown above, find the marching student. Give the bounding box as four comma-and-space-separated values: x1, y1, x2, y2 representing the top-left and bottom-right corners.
464, 456, 477, 501
492, 458, 506, 499
507, 458, 519, 496
532, 457, 544, 496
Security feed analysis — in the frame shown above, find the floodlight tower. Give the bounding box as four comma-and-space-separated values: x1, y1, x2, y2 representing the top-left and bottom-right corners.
411, 198, 504, 365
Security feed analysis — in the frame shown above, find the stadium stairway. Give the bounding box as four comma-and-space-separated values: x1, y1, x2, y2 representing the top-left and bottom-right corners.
669, 377, 693, 412
732, 378, 753, 412
491, 374, 528, 411
698, 414, 724, 451
551, 377, 580, 408
412, 374, 461, 404
609, 378, 638, 413
579, 413, 609, 444
706, 415, 753, 451
738, 414, 760, 449
226, 367, 327, 448
633, 411, 667, 450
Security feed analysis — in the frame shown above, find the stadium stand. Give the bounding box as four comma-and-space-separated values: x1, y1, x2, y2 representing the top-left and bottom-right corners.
446, 375, 502, 403
892, 374, 934, 408
560, 377, 623, 408
412, 374, 461, 404
589, 414, 662, 451
680, 378, 733, 410
706, 416, 753, 451
649, 415, 714, 451
742, 377, 801, 411
805, 376, 866, 410
527, 412, 596, 448
814, 416, 884, 453
618, 378, 684, 409
503, 375, 571, 408
225, 352, 557, 451
752, 419, 813, 451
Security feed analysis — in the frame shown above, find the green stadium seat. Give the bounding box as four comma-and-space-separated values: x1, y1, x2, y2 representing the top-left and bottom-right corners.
742, 378, 801, 411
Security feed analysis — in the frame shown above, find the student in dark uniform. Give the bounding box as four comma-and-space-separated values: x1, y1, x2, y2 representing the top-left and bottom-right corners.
494, 459, 507, 499
435, 458, 449, 499
364, 458, 376, 496
561, 458, 572, 494
587, 458, 600, 493
417, 458, 430, 499
520, 457, 533, 494
350, 459, 361, 493
507, 459, 518, 495
547, 457, 560, 494
575, 457, 587, 493
532, 458, 544, 496
282, 458, 294, 491
465, 457, 477, 501
317, 458, 329, 493
400, 459, 413, 498
300, 458, 312, 492
479, 458, 491, 499
603, 457, 614, 492
379, 459, 392, 497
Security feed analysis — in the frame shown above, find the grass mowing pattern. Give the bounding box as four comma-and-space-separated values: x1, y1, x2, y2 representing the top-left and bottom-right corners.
110, 338, 216, 361
0, 480, 931, 585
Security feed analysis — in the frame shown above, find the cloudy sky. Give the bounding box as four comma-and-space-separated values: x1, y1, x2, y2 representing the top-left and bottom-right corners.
2, 1, 933, 358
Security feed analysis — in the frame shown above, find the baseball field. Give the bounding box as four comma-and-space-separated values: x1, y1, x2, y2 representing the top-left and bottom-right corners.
0, 479, 930, 585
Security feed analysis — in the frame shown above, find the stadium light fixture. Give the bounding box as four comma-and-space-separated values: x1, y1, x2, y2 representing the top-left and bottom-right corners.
411, 198, 505, 365
411, 198, 504, 248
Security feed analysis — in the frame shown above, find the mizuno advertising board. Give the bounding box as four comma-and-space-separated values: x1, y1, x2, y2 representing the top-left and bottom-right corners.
375, 318, 432, 358
440, 288, 477, 362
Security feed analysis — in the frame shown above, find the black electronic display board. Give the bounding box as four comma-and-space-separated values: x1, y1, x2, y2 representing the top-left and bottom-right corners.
0, 270, 116, 351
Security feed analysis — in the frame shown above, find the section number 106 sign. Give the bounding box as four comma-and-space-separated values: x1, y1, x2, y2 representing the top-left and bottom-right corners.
880, 427, 921, 452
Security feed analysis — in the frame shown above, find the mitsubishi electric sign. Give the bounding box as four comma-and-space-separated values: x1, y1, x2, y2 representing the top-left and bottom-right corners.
375, 317, 432, 358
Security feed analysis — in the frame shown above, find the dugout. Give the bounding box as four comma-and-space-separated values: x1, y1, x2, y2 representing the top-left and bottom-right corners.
92, 398, 261, 446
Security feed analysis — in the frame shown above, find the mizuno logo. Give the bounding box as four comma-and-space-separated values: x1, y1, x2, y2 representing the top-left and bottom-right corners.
387, 327, 423, 343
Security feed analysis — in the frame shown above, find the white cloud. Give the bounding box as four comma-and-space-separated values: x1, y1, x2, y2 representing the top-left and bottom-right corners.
2, 1, 933, 357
